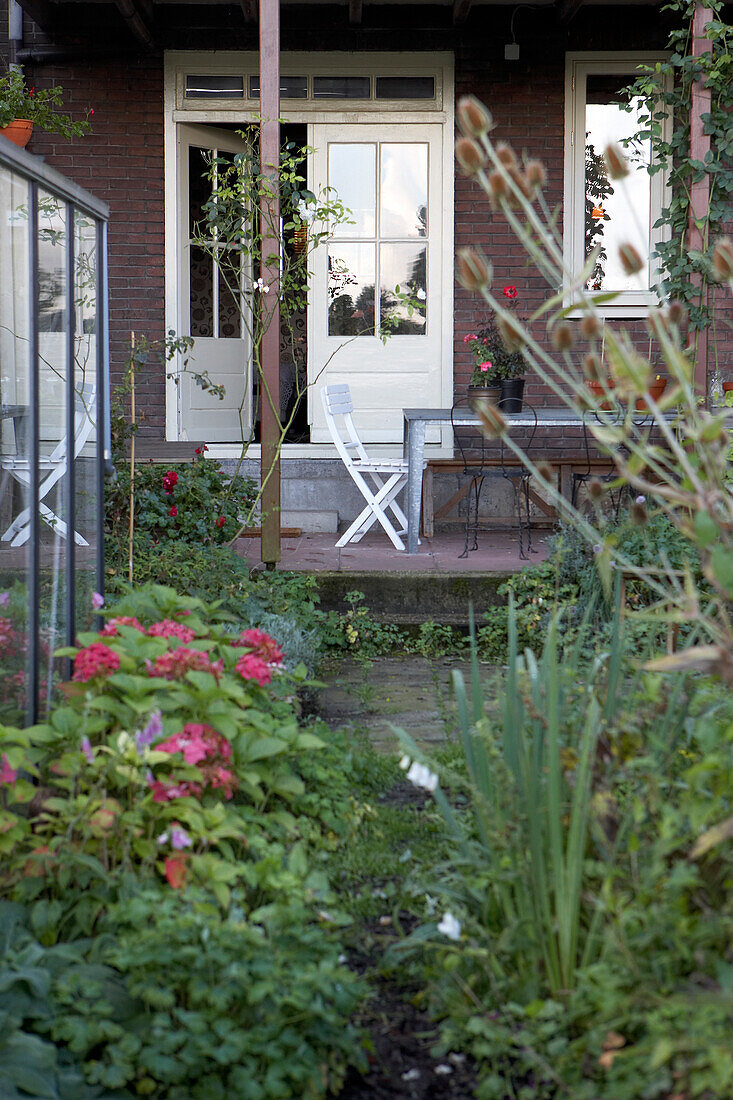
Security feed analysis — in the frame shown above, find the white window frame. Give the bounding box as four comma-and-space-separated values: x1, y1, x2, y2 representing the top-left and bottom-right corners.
163, 51, 454, 455
563, 52, 670, 318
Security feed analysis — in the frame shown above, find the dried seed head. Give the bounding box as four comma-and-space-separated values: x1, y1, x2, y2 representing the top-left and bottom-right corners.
588, 479, 605, 501
488, 170, 509, 201
648, 308, 670, 342
496, 142, 519, 170
525, 159, 547, 191
712, 238, 733, 282
619, 243, 644, 276
475, 403, 507, 439
498, 315, 526, 351
667, 300, 687, 326
630, 501, 648, 526
509, 165, 533, 200
457, 95, 494, 137
456, 248, 492, 291
456, 137, 486, 176
580, 314, 602, 339
604, 142, 630, 179
551, 321, 575, 351
536, 462, 554, 483
583, 352, 602, 383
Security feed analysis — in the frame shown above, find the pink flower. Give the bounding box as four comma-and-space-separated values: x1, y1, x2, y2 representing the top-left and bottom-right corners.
479, 362, 492, 372
236, 652, 273, 686
147, 648, 223, 682
164, 854, 187, 889
100, 616, 144, 637
92, 592, 105, 610
237, 628, 284, 667
147, 620, 196, 643
169, 506, 178, 518
0, 753, 18, 786
81, 737, 95, 764
72, 643, 120, 682
463, 333, 478, 344
148, 723, 236, 802
0, 592, 9, 607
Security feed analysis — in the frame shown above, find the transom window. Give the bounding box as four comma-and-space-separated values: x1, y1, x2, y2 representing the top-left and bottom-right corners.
183, 72, 437, 105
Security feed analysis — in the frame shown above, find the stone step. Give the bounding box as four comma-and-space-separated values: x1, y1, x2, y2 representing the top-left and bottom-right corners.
280, 509, 339, 534
313, 570, 510, 626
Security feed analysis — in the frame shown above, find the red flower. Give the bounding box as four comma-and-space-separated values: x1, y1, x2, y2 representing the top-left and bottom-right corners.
164, 854, 188, 889
195, 448, 201, 455
90, 108, 94, 116
72, 642, 120, 682
147, 648, 223, 683
169, 506, 178, 517
502, 285, 518, 300
100, 615, 144, 637
162, 470, 178, 495
236, 652, 273, 687
147, 619, 196, 643
1, 754, 18, 786
148, 723, 236, 802
216, 516, 226, 528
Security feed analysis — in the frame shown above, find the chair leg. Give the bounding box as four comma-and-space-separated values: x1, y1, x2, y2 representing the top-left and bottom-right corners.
337, 473, 407, 551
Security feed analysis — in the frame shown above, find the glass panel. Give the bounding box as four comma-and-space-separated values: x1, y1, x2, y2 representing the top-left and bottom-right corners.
328, 244, 375, 336
0, 165, 30, 724
375, 76, 434, 100
380, 243, 426, 335
73, 210, 99, 637
189, 146, 211, 238
190, 246, 214, 337
380, 144, 428, 238
329, 144, 376, 238
584, 77, 651, 291
37, 189, 68, 718
249, 75, 308, 99
218, 251, 242, 338
185, 75, 244, 99
314, 77, 370, 99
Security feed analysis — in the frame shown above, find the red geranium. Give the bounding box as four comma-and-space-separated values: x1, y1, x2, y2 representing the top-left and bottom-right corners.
162, 470, 178, 494
502, 285, 518, 300
169, 506, 178, 517
215, 516, 226, 528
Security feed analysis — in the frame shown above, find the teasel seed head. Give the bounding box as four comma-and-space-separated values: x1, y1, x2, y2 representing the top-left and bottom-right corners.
457, 95, 494, 137
580, 314, 602, 339
496, 142, 519, 170
712, 238, 733, 282
551, 321, 575, 351
619, 243, 644, 276
498, 315, 526, 351
525, 159, 547, 192
456, 137, 486, 176
583, 352, 602, 383
604, 142, 630, 179
667, 300, 687, 327
630, 501, 648, 527
456, 248, 492, 291
474, 403, 507, 439
588, 479, 605, 501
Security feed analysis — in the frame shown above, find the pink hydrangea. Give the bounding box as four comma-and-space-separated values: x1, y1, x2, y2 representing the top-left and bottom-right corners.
1, 753, 18, 786
149, 778, 202, 803
463, 333, 478, 344
147, 648, 223, 682
236, 652, 273, 687
0, 616, 18, 659
100, 616, 144, 637
147, 620, 196, 643
238, 628, 284, 667
148, 723, 236, 801
72, 642, 120, 683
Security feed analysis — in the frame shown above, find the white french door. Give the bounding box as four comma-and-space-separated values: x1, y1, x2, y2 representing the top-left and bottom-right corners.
308, 123, 446, 443
176, 124, 252, 442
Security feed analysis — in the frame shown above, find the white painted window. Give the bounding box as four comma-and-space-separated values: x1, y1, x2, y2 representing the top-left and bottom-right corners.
564, 53, 669, 316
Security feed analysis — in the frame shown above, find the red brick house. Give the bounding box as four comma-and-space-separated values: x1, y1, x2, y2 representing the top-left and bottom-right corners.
2, 0, 731, 550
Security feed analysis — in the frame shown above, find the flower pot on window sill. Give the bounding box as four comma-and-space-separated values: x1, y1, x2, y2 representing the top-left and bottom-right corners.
0, 119, 33, 148
467, 384, 501, 410
498, 378, 524, 413
586, 379, 616, 410
635, 378, 667, 411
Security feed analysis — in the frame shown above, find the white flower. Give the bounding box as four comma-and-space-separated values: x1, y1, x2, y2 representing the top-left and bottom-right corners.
435, 1064, 453, 1075
635, 494, 646, 504
157, 831, 169, 845
401, 1069, 421, 1082
416, 287, 427, 301
406, 761, 439, 792
437, 912, 462, 941
399, 754, 411, 771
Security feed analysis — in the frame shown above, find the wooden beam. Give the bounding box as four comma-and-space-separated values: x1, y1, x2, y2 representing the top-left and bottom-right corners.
453, 0, 472, 24
114, 0, 154, 49
556, 0, 586, 24
349, 0, 362, 25
16, 0, 57, 34
259, 0, 281, 567
240, 0, 257, 22
689, 0, 713, 397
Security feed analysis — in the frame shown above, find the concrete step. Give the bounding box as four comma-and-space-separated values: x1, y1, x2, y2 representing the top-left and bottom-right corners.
280, 509, 338, 533
313, 570, 510, 626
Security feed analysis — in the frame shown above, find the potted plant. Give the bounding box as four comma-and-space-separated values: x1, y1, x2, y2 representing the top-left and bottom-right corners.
635, 373, 667, 411
0, 68, 92, 147
463, 284, 527, 412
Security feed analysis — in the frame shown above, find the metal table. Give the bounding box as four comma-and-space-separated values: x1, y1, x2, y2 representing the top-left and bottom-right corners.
403, 407, 586, 554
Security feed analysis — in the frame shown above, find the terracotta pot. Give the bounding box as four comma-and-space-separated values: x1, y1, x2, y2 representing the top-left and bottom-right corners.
723, 382, 733, 393
636, 378, 667, 411
0, 119, 33, 148
586, 378, 615, 410
467, 384, 501, 409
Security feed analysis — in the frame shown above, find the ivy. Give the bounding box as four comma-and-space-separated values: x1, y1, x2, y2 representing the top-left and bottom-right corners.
625, 0, 733, 331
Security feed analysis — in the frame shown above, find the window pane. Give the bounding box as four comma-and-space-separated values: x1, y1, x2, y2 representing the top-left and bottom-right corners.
585, 79, 651, 291
73, 210, 99, 638
328, 244, 375, 336
375, 76, 434, 100
380, 244, 426, 335
218, 252, 242, 338
314, 77, 370, 99
190, 246, 213, 337
329, 144, 376, 237
186, 75, 244, 99
380, 144, 428, 238
189, 147, 211, 238
249, 75, 308, 99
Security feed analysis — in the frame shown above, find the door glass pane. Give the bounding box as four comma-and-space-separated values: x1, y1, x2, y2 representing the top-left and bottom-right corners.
190, 246, 213, 337
584, 77, 651, 291
328, 244, 375, 336
380, 144, 428, 238
380, 244, 426, 335
73, 210, 99, 637
189, 147, 211, 237
218, 252, 241, 338
329, 144, 376, 237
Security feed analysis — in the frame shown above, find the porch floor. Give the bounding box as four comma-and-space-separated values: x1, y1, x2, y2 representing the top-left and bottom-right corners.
234, 528, 551, 573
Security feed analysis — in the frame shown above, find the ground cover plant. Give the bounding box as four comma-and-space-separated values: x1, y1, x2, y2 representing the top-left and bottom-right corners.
0, 584, 371, 1098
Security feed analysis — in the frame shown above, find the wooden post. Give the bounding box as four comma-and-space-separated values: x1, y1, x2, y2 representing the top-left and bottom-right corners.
259, 0, 281, 567
688, 0, 713, 397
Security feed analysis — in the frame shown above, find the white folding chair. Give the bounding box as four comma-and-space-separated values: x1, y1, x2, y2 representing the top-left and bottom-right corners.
322, 383, 422, 551
1, 382, 96, 548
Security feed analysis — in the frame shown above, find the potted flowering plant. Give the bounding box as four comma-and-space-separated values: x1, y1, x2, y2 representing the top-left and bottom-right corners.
0, 68, 92, 147
463, 285, 527, 410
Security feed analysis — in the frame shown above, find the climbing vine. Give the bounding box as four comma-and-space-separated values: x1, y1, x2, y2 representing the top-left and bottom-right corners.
625, 0, 733, 330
